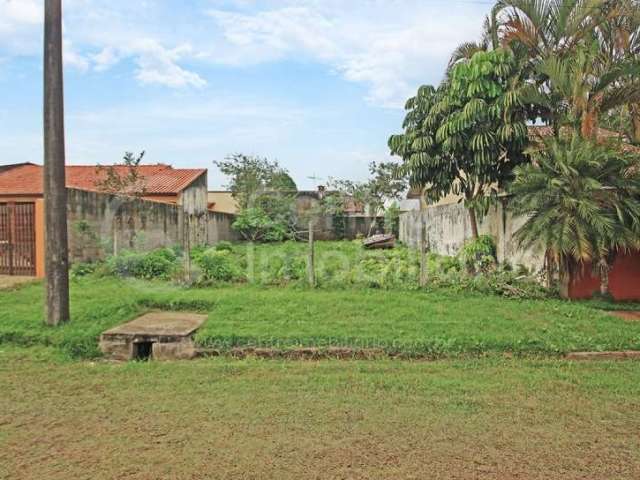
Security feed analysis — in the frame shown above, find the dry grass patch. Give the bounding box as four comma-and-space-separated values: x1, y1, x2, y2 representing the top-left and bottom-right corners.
1, 347, 639, 479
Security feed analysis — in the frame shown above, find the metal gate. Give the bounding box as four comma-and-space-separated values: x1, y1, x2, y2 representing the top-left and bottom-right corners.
0, 202, 36, 276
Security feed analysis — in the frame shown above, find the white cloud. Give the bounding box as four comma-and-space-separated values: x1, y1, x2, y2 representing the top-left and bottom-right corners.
90, 46, 120, 71
63, 39, 90, 72
130, 40, 206, 88
204, 2, 486, 107
0, 0, 206, 89
0, 0, 41, 31
0, 0, 489, 101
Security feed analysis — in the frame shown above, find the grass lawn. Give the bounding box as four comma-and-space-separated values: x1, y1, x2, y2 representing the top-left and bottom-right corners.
1, 277, 640, 357
1, 346, 639, 479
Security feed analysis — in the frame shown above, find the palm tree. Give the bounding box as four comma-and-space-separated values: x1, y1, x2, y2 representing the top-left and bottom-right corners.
595, 0, 640, 141
509, 136, 640, 295
490, 0, 640, 138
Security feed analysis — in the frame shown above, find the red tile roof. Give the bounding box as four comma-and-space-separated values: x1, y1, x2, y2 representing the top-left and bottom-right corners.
0, 163, 206, 196
528, 125, 640, 154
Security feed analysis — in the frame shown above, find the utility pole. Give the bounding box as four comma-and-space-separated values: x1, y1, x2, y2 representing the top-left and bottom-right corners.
43, 0, 70, 325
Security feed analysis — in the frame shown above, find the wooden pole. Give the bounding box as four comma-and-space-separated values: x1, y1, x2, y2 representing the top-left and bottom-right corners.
419, 213, 427, 287
43, 0, 70, 325
418, 187, 428, 287
307, 219, 316, 288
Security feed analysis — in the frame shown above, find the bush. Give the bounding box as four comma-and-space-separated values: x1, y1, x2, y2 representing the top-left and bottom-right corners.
106, 248, 179, 280
214, 241, 234, 252
70, 261, 99, 279
458, 235, 497, 273
233, 207, 289, 242
196, 249, 237, 282
384, 203, 401, 236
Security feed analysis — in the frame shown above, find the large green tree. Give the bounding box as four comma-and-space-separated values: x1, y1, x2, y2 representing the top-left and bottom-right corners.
390, 49, 528, 238
510, 136, 640, 294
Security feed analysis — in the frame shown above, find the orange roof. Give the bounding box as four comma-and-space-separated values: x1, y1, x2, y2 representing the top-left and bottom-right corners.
0, 163, 206, 196
528, 126, 640, 154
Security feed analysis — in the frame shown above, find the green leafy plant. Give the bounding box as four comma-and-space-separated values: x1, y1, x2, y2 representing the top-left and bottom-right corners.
458, 235, 497, 274
233, 207, 290, 242
510, 136, 640, 294
196, 249, 237, 282
106, 248, 179, 280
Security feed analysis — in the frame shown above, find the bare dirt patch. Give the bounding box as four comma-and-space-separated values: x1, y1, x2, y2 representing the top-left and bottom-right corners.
611, 310, 640, 321
0, 275, 36, 290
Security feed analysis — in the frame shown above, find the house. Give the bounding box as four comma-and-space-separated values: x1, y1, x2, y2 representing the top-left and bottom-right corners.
0, 162, 207, 209
207, 191, 239, 214
0, 162, 212, 277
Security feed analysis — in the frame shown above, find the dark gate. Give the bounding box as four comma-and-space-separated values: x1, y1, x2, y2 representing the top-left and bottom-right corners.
0, 202, 36, 276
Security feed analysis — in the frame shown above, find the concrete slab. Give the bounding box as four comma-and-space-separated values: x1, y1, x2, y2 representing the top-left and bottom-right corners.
102, 311, 206, 338
100, 311, 207, 361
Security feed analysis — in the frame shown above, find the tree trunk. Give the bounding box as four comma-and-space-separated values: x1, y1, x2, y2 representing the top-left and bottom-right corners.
581, 100, 600, 140
43, 0, 70, 326
307, 219, 316, 288
468, 207, 479, 240
598, 258, 610, 297
630, 103, 640, 143
419, 213, 427, 287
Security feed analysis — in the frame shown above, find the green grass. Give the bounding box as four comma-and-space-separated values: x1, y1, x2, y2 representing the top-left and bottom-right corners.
1, 277, 639, 358
1, 346, 639, 479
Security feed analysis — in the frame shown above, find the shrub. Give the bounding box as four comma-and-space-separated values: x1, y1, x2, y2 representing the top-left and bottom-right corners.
233, 207, 289, 242
458, 235, 497, 273
384, 203, 401, 236
106, 248, 179, 280
197, 249, 237, 282
214, 241, 234, 252
70, 261, 99, 279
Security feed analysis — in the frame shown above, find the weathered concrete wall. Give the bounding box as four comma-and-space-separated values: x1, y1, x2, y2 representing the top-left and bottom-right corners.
305, 215, 384, 240
179, 173, 208, 215
399, 199, 544, 272
66, 188, 235, 262
207, 211, 240, 243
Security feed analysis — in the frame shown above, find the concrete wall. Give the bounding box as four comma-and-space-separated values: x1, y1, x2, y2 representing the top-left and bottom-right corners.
399, 198, 544, 272
66, 188, 237, 262
207, 211, 240, 243
310, 215, 384, 240
178, 173, 208, 215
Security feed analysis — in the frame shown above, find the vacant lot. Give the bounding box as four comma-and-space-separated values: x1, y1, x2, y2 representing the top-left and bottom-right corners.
1, 278, 639, 357
1, 347, 639, 480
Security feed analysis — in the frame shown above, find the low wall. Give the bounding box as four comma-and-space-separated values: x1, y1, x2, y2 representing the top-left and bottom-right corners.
305, 215, 384, 241
399, 199, 544, 272
67, 189, 237, 262
207, 211, 240, 243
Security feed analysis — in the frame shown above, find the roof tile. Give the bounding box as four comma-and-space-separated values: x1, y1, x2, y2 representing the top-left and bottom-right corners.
0, 163, 206, 196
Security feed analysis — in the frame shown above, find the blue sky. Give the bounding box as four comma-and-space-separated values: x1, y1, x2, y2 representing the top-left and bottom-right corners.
0, 0, 491, 189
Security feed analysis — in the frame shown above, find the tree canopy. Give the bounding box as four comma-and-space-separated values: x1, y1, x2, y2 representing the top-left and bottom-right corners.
389, 48, 528, 236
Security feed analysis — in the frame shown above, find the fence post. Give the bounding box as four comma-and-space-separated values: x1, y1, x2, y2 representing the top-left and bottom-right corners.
307, 219, 316, 288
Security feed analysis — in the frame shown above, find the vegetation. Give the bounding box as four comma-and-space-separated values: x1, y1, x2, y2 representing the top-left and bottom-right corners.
94, 151, 147, 195
389, 49, 528, 237
80, 241, 547, 297
2, 346, 640, 479
390, 0, 640, 293
214, 154, 298, 241
510, 137, 640, 293
1, 276, 639, 358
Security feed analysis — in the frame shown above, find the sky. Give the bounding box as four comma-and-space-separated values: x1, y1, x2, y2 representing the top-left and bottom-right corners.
0, 0, 492, 189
